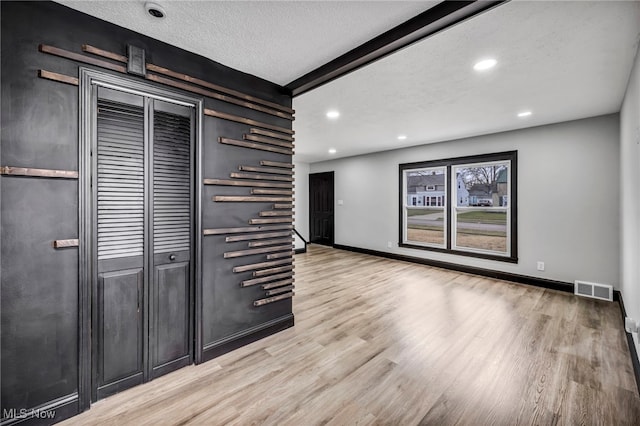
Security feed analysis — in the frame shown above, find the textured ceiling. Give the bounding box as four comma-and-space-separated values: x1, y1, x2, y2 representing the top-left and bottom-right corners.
294, 0, 640, 162
56, 0, 432, 85
56, 1, 640, 164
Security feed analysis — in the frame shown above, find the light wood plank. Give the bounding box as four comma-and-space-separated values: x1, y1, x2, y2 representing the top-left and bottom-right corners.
259, 210, 293, 217
147, 74, 293, 120
248, 238, 293, 248
252, 265, 294, 277
261, 278, 295, 290
38, 70, 79, 86
251, 129, 295, 142
260, 160, 294, 169
219, 137, 293, 156
238, 165, 294, 175
241, 271, 293, 288
146, 63, 294, 114
1, 166, 78, 179
205, 109, 294, 135
214, 196, 292, 203
243, 134, 294, 149
224, 244, 293, 259
81, 44, 127, 63
249, 218, 293, 225
39, 44, 127, 73
203, 178, 292, 189
251, 189, 294, 196
265, 285, 295, 297
232, 258, 292, 273
266, 251, 294, 260
53, 239, 79, 248
230, 172, 293, 182
203, 225, 292, 235
254, 292, 294, 307
225, 231, 292, 242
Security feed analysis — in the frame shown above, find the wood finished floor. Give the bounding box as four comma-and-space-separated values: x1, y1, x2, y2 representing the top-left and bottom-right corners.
63, 245, 640, 425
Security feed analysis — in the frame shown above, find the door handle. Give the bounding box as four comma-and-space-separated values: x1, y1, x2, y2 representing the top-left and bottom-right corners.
169, 254, 176, 261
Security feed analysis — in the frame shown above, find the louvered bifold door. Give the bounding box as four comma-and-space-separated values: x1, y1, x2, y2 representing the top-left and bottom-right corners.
149, 100, 193, 378
93, 88, 194, 400
95, 88, 145, 399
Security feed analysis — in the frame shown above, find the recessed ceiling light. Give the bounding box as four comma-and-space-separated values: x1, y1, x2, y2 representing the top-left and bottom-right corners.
326, 110, 340, 119
517, 111, 532, 118
328, 148, 337, 154
473, 58, 497, 71
397, 135, 407, 140
145, 2, 166, 18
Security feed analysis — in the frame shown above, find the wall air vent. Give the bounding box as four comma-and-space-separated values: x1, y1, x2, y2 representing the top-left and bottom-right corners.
574, 280, 613, 302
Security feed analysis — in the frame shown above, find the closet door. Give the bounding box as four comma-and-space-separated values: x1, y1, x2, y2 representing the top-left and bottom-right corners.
149, 101, 193, 378
95, 88, 145, 399
93, 89, 194, 399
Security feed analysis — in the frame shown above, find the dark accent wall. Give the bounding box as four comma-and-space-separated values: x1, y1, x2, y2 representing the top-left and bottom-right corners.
1, 2, 293, 424
202, 117, 293, 346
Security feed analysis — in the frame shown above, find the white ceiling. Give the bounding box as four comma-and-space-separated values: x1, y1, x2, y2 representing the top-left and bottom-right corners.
294, 0, 640, 162
57, 1, 640, 164
57, 0, 432, 85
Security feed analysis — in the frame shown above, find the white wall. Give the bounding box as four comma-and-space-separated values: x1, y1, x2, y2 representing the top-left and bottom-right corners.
293, 159, 310, 249
309, 114, 620, 287
620, 45, 640, 334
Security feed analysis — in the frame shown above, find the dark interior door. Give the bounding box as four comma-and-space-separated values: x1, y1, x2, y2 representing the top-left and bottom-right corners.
95, 91, 146, 399
309, 171, 335, 246
94, 88, 193, 400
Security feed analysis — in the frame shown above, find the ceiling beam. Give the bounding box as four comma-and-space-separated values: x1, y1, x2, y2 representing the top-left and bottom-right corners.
285, 0, 508, 97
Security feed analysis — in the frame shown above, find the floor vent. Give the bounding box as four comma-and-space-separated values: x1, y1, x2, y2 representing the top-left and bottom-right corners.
574, 280, 613, 301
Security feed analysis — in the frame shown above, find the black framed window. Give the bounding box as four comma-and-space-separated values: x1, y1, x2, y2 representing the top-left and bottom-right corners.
400, 151, 517, 262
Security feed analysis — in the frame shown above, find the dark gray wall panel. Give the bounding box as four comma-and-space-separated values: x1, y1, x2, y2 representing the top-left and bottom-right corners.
201, 237, 291, 345
0, 79, 78, 171
1, 177, 78, 410
1, 1, 292, 421
201, 110, 293, 346
202, 117, 292, 179
202, 115, 293, 229
205, 97, 292, 131
203, 186, 286, 230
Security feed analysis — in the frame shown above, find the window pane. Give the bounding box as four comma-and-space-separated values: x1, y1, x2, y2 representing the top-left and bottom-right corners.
454, 163, 509, 208
406, 208, 445, 245
453, 161, 510, 255
405, 168, 446, 207
455, 209, 507, 252
405, 167, 446, 247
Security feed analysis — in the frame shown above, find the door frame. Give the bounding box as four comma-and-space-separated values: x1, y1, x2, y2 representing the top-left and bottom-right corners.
78, 68, 204, 408
309, 171, 335, 246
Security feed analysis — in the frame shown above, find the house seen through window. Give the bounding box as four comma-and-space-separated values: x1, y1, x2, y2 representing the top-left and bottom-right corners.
400, 151, 517, 262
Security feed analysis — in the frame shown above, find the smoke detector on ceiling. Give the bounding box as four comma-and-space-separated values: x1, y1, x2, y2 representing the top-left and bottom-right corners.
145, 2, 166, 19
